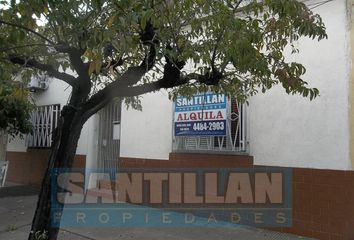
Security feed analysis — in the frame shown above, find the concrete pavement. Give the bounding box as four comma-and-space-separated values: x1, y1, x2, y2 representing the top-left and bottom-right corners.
0, 186, 314, 240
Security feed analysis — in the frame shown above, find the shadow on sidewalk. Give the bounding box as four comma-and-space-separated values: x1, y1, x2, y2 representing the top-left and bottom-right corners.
0, 185, 39, 198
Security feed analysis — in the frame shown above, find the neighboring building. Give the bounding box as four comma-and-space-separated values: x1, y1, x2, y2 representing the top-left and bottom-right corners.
4, 0, 354, 239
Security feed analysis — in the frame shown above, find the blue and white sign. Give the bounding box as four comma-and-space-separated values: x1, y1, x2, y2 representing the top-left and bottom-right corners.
174, 93, 227, 136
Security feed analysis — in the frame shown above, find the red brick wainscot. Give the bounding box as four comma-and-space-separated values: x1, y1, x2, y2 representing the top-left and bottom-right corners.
6, 149, 86, 186
271, 168, 354, 240
114, 153, 354, 240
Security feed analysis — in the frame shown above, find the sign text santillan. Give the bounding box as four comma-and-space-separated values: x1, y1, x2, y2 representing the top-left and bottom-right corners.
51, 167, 292, 228
174, 92, 227, 136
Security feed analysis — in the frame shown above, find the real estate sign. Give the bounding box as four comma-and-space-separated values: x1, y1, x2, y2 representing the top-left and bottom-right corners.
174, 92, 227, 136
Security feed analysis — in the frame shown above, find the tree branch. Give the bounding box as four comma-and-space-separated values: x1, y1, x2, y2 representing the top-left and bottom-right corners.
54, 46, 88, 76
140, 43, 156, 71
54, 45, 91, 98
120, 21, 158, 86
8, 55, 77, 87
0, 19, 56, 45
0, 44, 53, 52
83, 64, 203, 114
82, 66, 148, 112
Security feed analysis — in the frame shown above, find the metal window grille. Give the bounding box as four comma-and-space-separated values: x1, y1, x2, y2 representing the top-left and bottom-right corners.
27, 104, 60, 148
173, 98, 246, 152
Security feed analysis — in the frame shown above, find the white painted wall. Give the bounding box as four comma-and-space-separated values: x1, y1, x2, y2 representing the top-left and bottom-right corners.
6, 137, 27, 152
85, 114, 100, 189
119, 0, 351, 170
120, 91, 173, 160
249, 0, 351, 170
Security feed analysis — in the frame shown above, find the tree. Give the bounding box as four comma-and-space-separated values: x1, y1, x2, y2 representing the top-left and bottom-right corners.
0, 80, 33, 160
0, 83, 32, 136
0, 0, 327, 239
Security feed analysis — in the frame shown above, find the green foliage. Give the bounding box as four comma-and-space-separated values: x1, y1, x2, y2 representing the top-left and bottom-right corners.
0, 82, 33, 137
0, 0, 328, 107
34, 230, 48, 240
5, 224, 18, 232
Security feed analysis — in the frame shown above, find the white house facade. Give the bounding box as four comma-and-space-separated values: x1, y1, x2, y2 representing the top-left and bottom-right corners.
4, 1, 354, 239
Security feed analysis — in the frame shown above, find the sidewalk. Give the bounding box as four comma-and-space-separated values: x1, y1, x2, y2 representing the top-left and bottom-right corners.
0, 186, 313, 240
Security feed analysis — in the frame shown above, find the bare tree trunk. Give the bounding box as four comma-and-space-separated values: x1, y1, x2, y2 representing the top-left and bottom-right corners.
28, 106, 86, 240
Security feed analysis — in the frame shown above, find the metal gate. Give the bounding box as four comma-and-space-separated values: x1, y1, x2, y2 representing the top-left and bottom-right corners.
27, 104, 60, 148
97, 101, 121, 173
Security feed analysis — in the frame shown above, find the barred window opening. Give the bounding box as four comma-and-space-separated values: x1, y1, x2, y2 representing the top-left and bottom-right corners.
27, 104, 60, 148
173, 97, 246, 152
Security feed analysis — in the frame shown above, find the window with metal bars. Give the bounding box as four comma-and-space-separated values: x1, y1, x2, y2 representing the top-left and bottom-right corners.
27, 104, 60, 148
173, 97, 246, 152
213, 98, 240, 148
